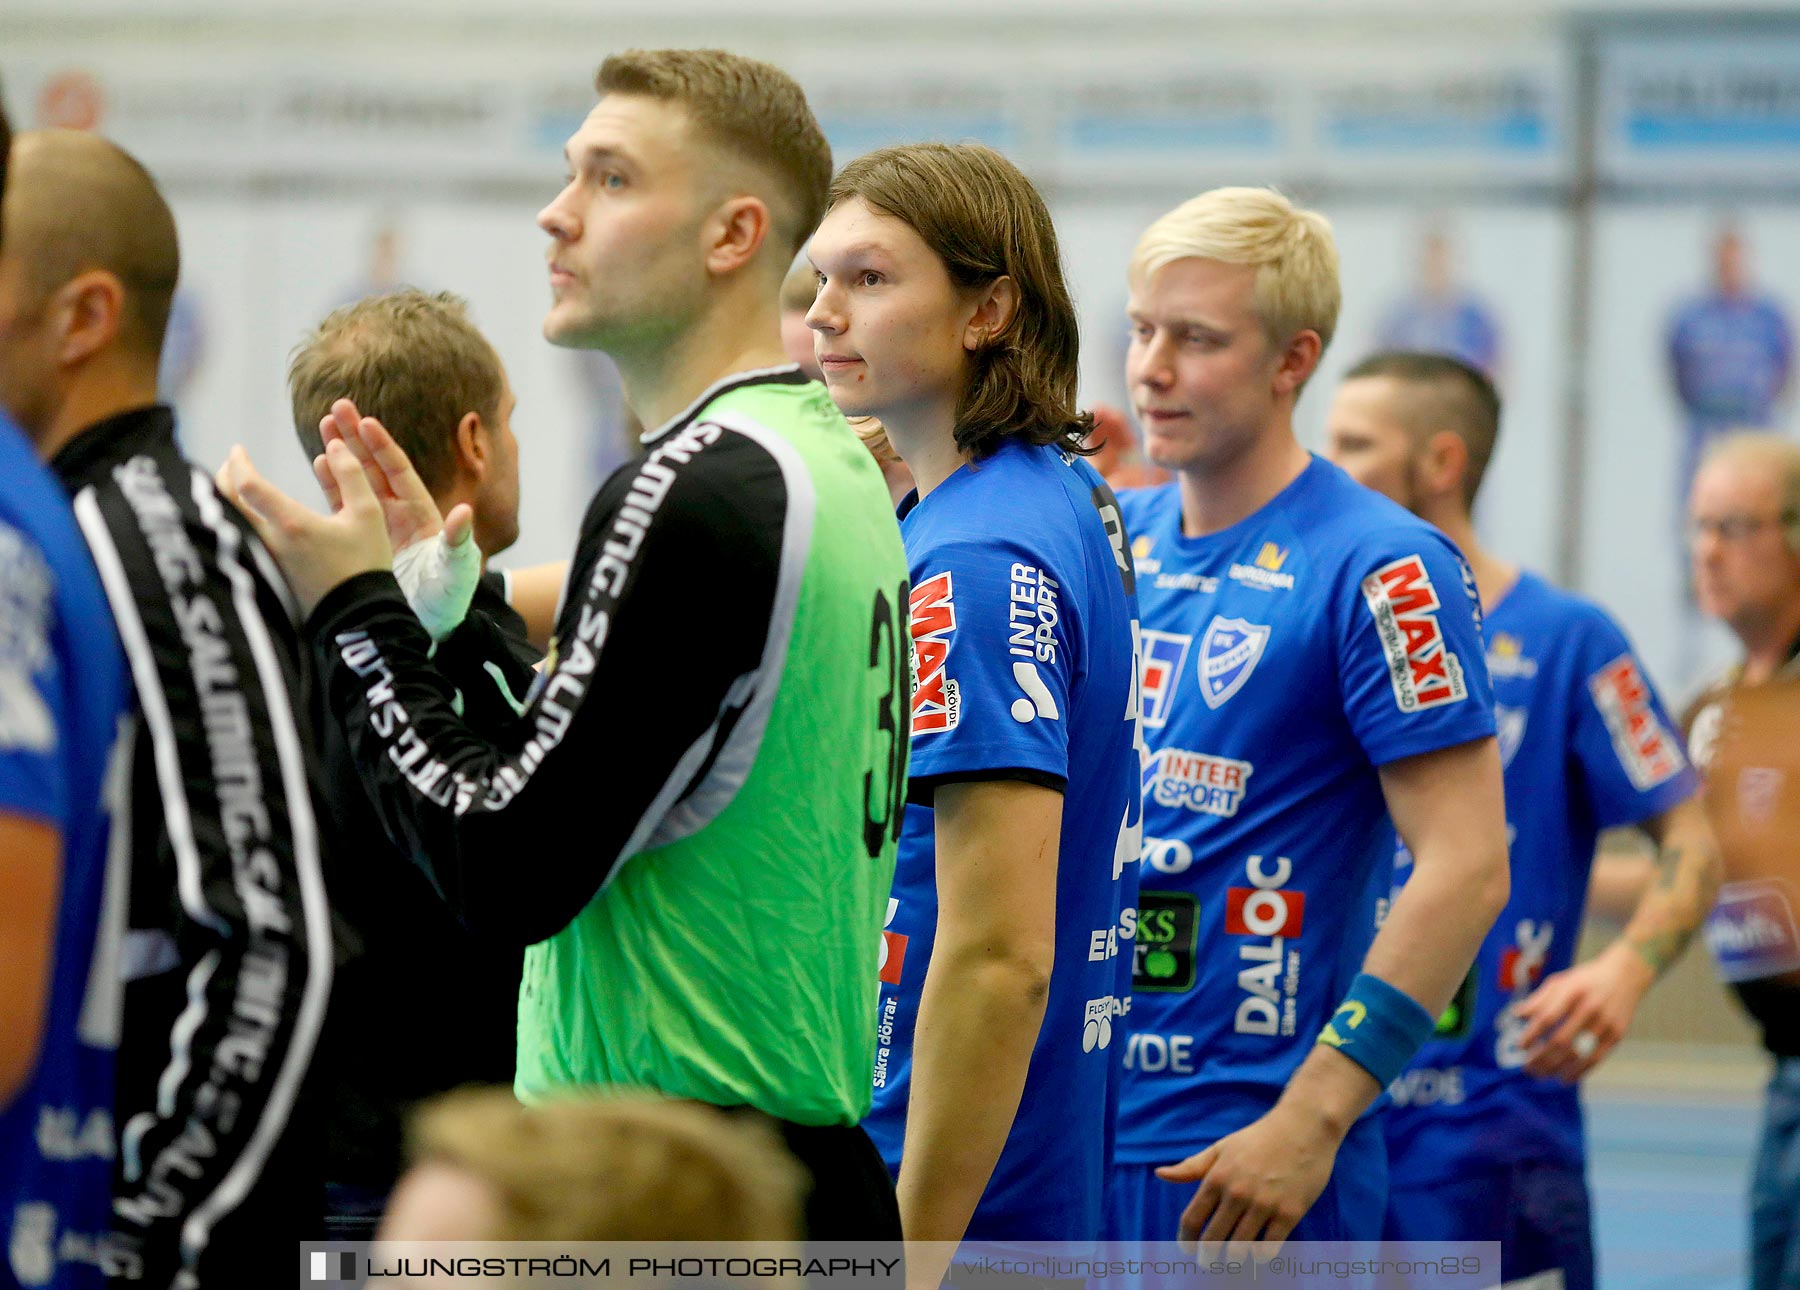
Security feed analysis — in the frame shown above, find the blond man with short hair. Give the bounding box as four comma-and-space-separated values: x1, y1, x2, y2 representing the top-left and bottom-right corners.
1107, 188, 1509, 1246
224, 49, 907, 1237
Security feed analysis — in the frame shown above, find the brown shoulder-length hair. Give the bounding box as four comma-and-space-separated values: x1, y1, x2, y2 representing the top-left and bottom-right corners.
828, 143, 1093, 461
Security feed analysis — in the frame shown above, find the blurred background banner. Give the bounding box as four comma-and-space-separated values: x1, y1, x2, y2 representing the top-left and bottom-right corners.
1598, 30, 1800, 187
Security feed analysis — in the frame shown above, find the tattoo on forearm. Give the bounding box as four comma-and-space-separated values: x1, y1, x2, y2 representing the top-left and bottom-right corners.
1626, 840, 1724, 977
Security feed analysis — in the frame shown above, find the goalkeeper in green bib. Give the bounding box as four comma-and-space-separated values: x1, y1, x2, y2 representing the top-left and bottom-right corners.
223, 50, 909, 1236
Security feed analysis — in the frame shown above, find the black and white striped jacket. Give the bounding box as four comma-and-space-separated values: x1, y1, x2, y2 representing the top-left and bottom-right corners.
52, 405, 335, 1290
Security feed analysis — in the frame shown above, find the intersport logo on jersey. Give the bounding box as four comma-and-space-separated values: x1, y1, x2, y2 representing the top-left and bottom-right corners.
909, 572, 959, 736
1588, 654, 1684, 790
1147, 748, 1254, 817
1361, 555, 1467, 713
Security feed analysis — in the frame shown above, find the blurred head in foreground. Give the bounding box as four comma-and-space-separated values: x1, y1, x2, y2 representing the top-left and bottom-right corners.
379, 1089, 808, 1242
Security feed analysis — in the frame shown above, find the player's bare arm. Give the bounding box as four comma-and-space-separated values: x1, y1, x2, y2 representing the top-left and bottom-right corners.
898, 779, 1059, 1270
503, 562, 569, 652
0, 814, 60, 1106
1585, 827, 1660, 923
1517, 796, 1723, 1081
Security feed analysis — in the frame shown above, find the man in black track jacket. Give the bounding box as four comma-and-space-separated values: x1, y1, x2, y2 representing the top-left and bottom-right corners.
0, 129, 335, 1288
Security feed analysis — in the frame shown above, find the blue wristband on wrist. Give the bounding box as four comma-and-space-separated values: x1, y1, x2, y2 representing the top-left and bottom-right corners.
1316, 972, 1437, 1089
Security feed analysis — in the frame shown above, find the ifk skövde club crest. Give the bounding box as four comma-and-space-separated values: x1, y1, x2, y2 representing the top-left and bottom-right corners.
1199, 616, 1270, 709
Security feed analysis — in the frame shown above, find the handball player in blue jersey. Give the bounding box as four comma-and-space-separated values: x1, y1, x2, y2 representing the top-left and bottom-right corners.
1326, 352, 1723, 1290
0, 96, 133, 1290
1105, 188, 1510, 1248
807, 143, 1142, 1251
0, 418, 129, 1290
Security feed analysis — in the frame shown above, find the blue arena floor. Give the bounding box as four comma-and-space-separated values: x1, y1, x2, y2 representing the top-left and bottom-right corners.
1587, 1087, 1760, 1289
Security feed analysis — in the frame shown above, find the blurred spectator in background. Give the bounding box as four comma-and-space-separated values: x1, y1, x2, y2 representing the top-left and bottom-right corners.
336, 217, 414, 306
1682, 431, 1800, 1290
1086, 403, 1166, 491
379, 1090, 808, 1242
1668, 227, 1793, 526
1374, 223, 1502, 381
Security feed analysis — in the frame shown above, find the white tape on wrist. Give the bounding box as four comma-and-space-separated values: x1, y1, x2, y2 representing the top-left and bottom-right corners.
391, 529, 480, 641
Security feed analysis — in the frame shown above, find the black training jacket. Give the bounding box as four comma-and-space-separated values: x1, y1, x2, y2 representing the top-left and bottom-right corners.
53, 405, 336, 1289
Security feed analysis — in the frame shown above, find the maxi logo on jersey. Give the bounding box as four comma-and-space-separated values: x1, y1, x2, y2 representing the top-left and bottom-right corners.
1226, 854, 1305, 1037
909, 572, 959, 736
1199, 616, 1269, 709
1139, 630, 1192, 729
1588, 654, 1684, 790
1361, 555, 1467, 713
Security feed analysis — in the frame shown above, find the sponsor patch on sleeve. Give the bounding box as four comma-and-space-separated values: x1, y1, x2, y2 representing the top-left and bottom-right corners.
1360, 554, 1468, 713
1006, 563, 1061, 724
1587, 654, 1685, 790
908, 571, 959, 736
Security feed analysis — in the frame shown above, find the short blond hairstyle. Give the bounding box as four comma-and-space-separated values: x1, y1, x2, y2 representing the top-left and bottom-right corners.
407, 1089, 808, 1242
1129, 186, 1340, 353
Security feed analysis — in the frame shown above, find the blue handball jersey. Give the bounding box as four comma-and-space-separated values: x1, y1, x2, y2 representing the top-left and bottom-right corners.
0, 415, 130, 1290
1384, 572, 1695, 1186
1113, 457, 1495, 1164
865, 437, 1142, 1240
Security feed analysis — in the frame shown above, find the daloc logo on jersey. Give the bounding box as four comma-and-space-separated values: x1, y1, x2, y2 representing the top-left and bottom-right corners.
1198, 616, 1269, 710
909, 572, 959, 736
1139, 630, 1192, 729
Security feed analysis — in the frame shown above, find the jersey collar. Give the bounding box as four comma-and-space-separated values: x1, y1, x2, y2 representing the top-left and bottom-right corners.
638, 364, 809, 449
50, 403, 177, 490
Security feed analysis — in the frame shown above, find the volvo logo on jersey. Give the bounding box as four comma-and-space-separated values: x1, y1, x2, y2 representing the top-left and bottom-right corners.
1198, 616, 1270, 709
